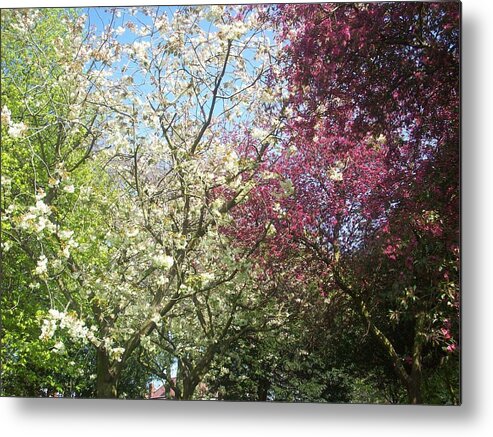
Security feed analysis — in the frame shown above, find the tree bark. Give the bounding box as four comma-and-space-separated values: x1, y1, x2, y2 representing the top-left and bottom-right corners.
181, 379, 197, 400
96, 349, 119, 398
407, 377, 422, 404
406, 312, 426, 404
258, 379, 270, 401
334, 273, 421, 402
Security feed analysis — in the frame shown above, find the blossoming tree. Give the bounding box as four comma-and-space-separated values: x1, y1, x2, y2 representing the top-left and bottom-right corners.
265, 2, 460, 403
1, 8, 113, 396
226, 2, 459, 403
2, 6, 282, 398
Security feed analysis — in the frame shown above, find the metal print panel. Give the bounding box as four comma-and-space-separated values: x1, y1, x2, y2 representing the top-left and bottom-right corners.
0, 2, 460, 404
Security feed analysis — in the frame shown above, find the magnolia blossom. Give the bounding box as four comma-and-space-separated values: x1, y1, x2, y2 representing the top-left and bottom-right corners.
132, 40, 150, 61
34, 254, 48, 276
34, 200, 50, 215
34, 216, 54, 234
8, 122, 28, 138
152, 253, 174, 269
40, 318, 57, 340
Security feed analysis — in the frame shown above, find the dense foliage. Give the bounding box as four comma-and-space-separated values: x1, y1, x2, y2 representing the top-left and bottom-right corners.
1, 3, 460, 404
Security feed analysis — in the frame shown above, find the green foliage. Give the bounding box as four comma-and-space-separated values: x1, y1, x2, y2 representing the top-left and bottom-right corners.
421, 355, 460, 405
1, 8, 100, 398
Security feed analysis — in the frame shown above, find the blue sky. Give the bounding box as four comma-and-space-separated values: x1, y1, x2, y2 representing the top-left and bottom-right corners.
80, 5, 278, 136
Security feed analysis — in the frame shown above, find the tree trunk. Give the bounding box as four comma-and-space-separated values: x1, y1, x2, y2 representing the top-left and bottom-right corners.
258, 379, 270, 401
406, 312, 426, 404
407, 375, 422, 404
181, 379, 197, 400
96, 349, 119, 398
334, 274, 428, 404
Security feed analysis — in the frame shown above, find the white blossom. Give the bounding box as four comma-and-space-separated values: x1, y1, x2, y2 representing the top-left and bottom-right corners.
329, 161, 345, 182
8, 122, 28, 138
151, 313, 161, 326
132, 40, 150, 61
1, 175, 12, 188
152, 253, 174, 269
200, 272, 215, 282
251, 127, 269, 140
86, 326, 101, 347
34, 216, 50, 233
217, 21, 248, 40
377, 134, 387, 144
59, 313, 89, 340
34, 255, 48, 276
1, 105, 11, 126
48, 308, 64, 320
154, 14, 168, 32
1, 240, 12, 252
34, 200, 50, 215
40, 319, 57, 340
115, 25, 126, 36
53, 341, 66, 354
209, 5, 225, 20
48, 178, 60, 188
58, 229, 74, 240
